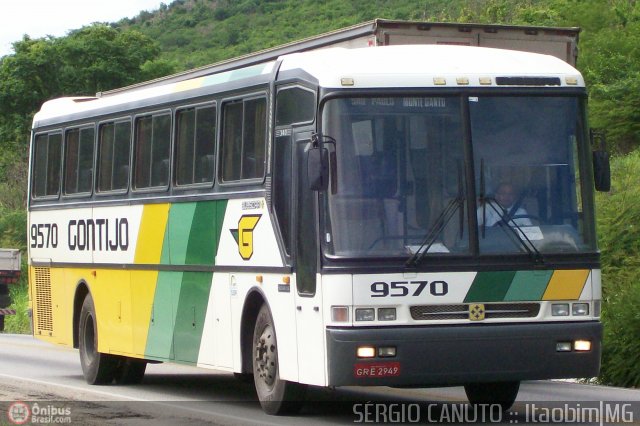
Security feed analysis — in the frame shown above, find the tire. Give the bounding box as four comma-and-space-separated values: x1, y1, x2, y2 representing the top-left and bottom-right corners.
252, 304, 306, 415
234, 372, 254, 383
78, 293, 119, 385
114, 357, 147, 385
464, 381, 520, 411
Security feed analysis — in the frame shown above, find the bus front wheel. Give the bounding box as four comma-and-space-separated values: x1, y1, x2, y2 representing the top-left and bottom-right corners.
464, 381, 520, 411
78, 293, 119, 385
252, 304, 306, 415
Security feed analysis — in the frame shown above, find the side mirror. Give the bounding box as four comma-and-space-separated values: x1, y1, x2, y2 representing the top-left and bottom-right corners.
590, 129, 611, 192
593, 151, 611, 192
307, 146, 329, 191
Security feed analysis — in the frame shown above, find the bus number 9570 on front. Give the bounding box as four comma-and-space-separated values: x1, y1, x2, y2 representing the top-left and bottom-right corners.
370, 280, 448, 298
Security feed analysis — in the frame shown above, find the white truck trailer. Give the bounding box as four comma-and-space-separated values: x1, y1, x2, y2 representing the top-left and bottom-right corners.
102, 18, 580, 95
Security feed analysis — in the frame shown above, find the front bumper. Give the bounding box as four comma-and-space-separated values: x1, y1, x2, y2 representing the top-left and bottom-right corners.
326, 321, 601, 387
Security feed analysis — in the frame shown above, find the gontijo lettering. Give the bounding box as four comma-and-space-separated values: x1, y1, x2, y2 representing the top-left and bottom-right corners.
68, 218, 129, 251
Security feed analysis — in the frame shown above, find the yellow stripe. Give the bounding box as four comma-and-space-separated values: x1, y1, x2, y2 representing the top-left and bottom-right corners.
90, 269, 131, 354
130, 271, 159, 356
134, 204, 170, 264
130, 204, 169, 356
174, 77, 204, 93
30, 266, 74, 346
542, 269, 590, 300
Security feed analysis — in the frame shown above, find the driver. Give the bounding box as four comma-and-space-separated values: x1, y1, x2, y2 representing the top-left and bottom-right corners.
477, 182, 532, 227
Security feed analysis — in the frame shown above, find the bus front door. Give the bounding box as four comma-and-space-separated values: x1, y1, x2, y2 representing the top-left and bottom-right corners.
294, 130, 326, 386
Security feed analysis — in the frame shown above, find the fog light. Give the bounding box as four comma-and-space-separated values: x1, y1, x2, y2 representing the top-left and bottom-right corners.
378, 308, 396, 321
574, 340, 591, 351
357, 346, 376, 358
572, 303, 589, 316
332, 306, 349, 322
552, 303, 570, 316
556, 342, 572, 352
355, 308, 375, 321
378, 346, 396, 357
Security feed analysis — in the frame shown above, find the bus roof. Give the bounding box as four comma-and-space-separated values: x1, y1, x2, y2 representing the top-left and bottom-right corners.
279, 44, 584, 88
33, 45, 583, 128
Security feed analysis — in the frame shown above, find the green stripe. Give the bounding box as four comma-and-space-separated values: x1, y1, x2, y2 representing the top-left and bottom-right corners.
185, 201, 226, 265
464, 271, 516, 303
504, 270, 553, 301
165, 203, 197, 265
145, 271, 181, 360
145, 200, 229, 363
173, 272, 213, 363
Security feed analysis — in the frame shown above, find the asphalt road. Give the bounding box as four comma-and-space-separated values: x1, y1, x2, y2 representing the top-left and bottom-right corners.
1, 334, 639, 425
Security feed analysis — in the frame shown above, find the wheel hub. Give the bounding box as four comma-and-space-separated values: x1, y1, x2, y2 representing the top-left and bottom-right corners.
255, 324, 277, 387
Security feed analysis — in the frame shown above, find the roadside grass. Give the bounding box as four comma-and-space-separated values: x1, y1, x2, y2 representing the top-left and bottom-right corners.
4, 280, 30, 334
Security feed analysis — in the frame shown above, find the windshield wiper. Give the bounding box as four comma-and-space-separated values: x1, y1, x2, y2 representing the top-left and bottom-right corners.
483, 197, 544, 264
405, 162, 465, 268
404, 196, 464, 268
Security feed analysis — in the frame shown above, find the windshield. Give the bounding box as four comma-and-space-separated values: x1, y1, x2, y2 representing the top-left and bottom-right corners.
320, 94, 596, 260
471, 96, 595, 254
321, 96, 469, 258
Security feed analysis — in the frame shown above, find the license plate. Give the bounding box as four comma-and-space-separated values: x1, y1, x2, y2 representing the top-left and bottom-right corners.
354, 362, 401, 378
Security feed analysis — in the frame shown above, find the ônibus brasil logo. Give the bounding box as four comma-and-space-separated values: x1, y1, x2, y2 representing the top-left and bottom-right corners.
7, 401, 30, 425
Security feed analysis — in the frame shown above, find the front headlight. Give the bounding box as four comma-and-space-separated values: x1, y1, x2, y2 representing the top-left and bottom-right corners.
378, 308, 396, 321
552, 303, 570, 316
355, 308, 375, 321
572, 303, 589, 316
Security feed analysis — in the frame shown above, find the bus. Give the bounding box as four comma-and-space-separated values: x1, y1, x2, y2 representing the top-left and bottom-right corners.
28, 42, 607, 414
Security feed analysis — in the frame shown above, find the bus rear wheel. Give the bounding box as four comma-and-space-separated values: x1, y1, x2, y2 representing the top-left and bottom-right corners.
78, 293, 119, 385
252, 304, 306, 415
464, 381, 520, 411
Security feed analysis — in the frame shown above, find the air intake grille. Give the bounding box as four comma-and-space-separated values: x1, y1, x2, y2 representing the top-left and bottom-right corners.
34, 267, 53, 333
410, 303, 540, 321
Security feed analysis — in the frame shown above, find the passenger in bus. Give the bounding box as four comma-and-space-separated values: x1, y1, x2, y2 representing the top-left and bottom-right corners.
477, 182, 532, 227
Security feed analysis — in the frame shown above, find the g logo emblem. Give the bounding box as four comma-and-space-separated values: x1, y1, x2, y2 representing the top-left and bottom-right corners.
231, 215, 261, 260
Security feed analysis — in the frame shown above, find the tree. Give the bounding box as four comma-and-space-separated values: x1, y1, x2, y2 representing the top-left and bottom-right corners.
58, 24, 172, 95
0, 24, 175, 215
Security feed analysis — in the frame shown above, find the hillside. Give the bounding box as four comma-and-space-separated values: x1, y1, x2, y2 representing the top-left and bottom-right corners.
115, 0, 451, 69
115, 0, 640, 152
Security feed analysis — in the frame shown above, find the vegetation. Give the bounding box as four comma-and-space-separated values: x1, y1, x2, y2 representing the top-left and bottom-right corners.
1, 0, 640, 386
5, 282, 30, 334
596, 151, 640, 387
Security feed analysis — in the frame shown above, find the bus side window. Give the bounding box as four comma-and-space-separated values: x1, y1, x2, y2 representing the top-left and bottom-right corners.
134, 113, 171, 189
276, 87, 315, 126
32, 132, 62, 198
175, 104, 216, 186
98, 120, 131, 193
64, 126, 95, 195
221, 96, 267, 182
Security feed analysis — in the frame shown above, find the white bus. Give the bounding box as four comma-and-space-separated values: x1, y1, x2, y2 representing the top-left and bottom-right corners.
28, 43, 606, 414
